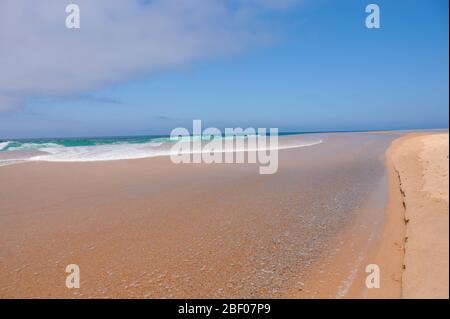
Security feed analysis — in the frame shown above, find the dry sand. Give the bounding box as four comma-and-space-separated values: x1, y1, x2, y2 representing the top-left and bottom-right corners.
374, 132, 449, 299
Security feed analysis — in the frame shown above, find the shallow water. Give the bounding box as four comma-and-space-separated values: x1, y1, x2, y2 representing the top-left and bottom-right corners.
0, 132, 401, 298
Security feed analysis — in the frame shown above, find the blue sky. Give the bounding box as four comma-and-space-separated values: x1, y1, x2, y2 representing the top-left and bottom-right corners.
0, 0, 448, 138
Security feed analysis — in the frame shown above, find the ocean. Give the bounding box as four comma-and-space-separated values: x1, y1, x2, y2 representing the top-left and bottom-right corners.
0, 133, 323, 166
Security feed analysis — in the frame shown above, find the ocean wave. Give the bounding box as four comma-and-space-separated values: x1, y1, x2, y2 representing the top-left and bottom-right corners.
0, 141, 11, 151
5, 142, 64, 152
0, 136, 323, 165
31, 142, 169, 162
32, 137, 323, 162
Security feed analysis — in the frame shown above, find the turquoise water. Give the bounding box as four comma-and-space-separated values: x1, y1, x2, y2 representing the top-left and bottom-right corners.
0, 130, 405, 153
0, 132, 325, 165
0, 132, 311, 152
0, 136, 175, 152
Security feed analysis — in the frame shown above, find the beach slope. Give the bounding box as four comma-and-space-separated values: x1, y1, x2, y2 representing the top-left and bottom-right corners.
388, 133, 449, 298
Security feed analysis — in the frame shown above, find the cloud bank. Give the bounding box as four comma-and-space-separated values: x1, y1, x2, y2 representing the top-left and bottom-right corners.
0, 0, 297, 111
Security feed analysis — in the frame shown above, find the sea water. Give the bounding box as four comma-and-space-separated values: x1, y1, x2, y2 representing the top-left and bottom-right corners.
0, 134, 322, 166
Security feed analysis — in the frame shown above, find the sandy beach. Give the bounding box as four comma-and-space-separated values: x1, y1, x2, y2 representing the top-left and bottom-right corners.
0, 131, 448, 299
0, 132, 397, 298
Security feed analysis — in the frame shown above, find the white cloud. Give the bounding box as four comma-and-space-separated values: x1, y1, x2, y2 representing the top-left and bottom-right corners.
0, 0, 297, 111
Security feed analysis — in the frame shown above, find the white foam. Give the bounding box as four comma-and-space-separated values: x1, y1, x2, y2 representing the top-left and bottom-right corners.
0, 141, 10, 151
0, 136, 323, 164
7, 142, 62, 152
30, 142, 170, 162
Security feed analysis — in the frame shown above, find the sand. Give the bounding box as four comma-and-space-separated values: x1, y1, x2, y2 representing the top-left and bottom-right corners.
384, 132, 449, 299
0, 131, 447, 299
0, 133, 398, 298
370, 132, 449, 299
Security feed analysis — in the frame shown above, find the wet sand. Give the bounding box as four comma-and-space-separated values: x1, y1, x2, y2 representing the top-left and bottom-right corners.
0, 132, 399, 298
